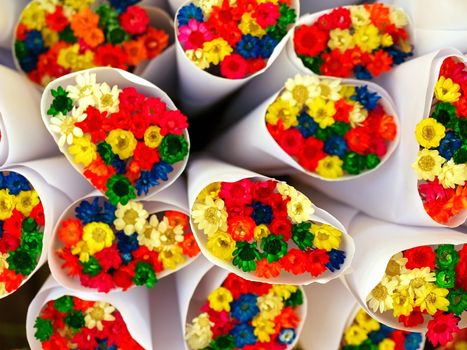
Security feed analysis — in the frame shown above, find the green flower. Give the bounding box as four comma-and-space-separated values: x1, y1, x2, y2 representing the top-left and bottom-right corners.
435, 244, 459, 270
105, 174, 136, 205
96, 4, 119, 29
54, 295, 74, 313
431, 102, 457, 128
58, 25, 76, 43
232, 241, 261, 272
64, 310, 85, 330
447, 289, 467, 315
14, 41, 29, 60
260, 234, 288, 263
266, 25, 287, 41
456, 118, 467, 140
34, 317, 53, 342
299, 55, 323, 75
159, 134, 189, 165
366, 154, 381, 170
284, 289, 304, 307
208, 334, 235, 350
343, 152, 366, 175
291, 222, 314, 251
436, 269, 456, 288
7, 248, 36, 275
453, 144, 467, 164
314, 126, 332, 141
48, 86, 73, 116
331, 122, 350, 136
22, 217, 38, 233
81, 256, 102, 277
277, 3, 296, 29
358, 339, 378, 350
20, 231, 43, 257
133, 262, 157, 288
106, 24, 130, 45
97, 142, 115, 164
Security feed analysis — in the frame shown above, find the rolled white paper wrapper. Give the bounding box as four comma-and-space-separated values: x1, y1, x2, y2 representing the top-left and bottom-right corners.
174, 255, 307, 350
49, 177, 199, 293
26, 276, 153, 350
211, 75, 400, 180
174, 0, 300, 115
0, 64, 60, 166
168, 0, 185, 15
40, 67, 190, 202
0, 0, 29, 48
292, 48, 467, 228
187, 156, 355, 285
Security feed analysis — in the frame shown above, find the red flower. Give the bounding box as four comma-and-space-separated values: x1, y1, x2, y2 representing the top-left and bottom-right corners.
268, 193, 289, 218
345, 127, 371, 154
306, 249, 329, 276
248, 58, 267, 75
72, 327, 99, 350
42, 333, 69, 350
365, 50, 393, 77
143, 97, 167, 124
179, 232, 200, 258
73, 297, 95, 312
390, 329, 406, 350
253, 3, 280, 28
297, 137, 325, 172
119, 6, 149, 35
0, 269, 23, 293
219, 179, 253, 206
56, 249, 82, 277
225, 203, 253, 219
94, 245, 122, 272
205, 309, 233, 338
158, 110, 189, 136
0, 210, 23, 253
132, 246, 163, 273
454, 95, 467, 118
280, 248, 307, 275
328, 7, 352, 29
133, 143, 160, 171
274, 306, 300, 332
30, 202, 45, 226
334, 99, 353, 122
222, 273, 251, 299
140, 27, 169, 58
252, 180, 277, 203
119, 87, 146, 112
15, 23, 28, 41
83, 158, 116, 192
269, 217, 292, 241
293, 24, 329, 57
58, 218, 83, 248
403, 246, 436, 270
103, 110, 131, 131
256, 258, 281, 278
249, 281, 273, 296
94, 44, 128, 70
228, 216, 256, 241
455, 244, 467, 289
45, 6, 69, 32
398, 307, 425, 327
75, 106, 107, 143
220, 54, 249, 79
80, 272, 116, 292
39, 301, 65, 328
426, 312, 460, 347
129, 114, 150, 139
113, 264, 136, 290
277, 127, 304, 157
320, 49, 354, 77
368, 136, 387, 157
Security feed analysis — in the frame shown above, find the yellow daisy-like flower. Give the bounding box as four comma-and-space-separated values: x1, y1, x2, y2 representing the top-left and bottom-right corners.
319, 79, 342, 101
82, 222, 115, 255
0, 189, 16, 220
389, 8, 408, 28
381, 33, 394, 47
281, 75, 321, 107
350, 5, 371, 27
344, 324, 368, 346
316, 156, 344, 179
137, 214, 161, 250
367, 277, 398, 313
208, 287, 233, 312
252, 316, 276, 343
144, 126, 163, 148
0, 282, 6, 296
349, 102, 368, 127
353, 24, 381, 52
84, 301, 115, 331
15, 190, 40, 217
158, 245, 185, 270
311, 223, 342, 251
415, 285, 450, 315
379, 338, 396, 350
270, 285, 298, 300
185, 48, 211, 70
68, 135, 97, 167
64, 0, 95, 10
41, 27, 59, 48
74, 51, 95, 71
114, 201, 149, 235
206, 231, 235, 261
355, 308, 380, 332
385, 252, 408, 278
71, 240, 91, 262
340, 85, 356, 99
412, 149, 446, 181
105, 129, 137, 160
57, 44, 81, 70
192, 196, 228, 236
254, 224, 270, 241
415, 118, 446, 149
399, 267, 436, 298
196, 182, 221, 202
155, 217, 184, 249
185, 313, 213, 350
307, 97, 336, 129
438, 160, 467, 189
265, 98, 300, 129
239, 12, 266, 38
328, 29, 355, 53
195, 0, 222, 16
435, 76, 461, 102
203, 38, 233, 66
257, 292, 284, 320
392, 287, 414, 317
21, 2, 47, 31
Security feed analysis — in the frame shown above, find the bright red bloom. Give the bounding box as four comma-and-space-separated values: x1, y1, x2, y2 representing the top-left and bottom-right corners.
345, 127, 371, 154
252, 180, 277, 203
320, 49, 354, 77
219, 179, 253, 206
75, 106, 107, 143
454, 95, 467, 118
269, 217, 292, 241
294, 24, 329, 57
58, 218, 83, 248
94, 44, 128, 70
73, 297, 95, 312
369, 136, 387, 157
40, 302, 65, 328
280, 248, 307, 275
140, 27, 169, 58
129, 114, 150, 139
306, 249, 329, 276
328, 7, 352, 29
158, 110, 189, 136
249, 281, 272, 295
268, 193, 289, 218
398, 307, 425, 327
205, 309, 233, 338
274, 306, 299, 332
225, 203, 253, 219
426, 312, 460, 347
133, 142, 159, 171
56, 249, 82, 277
143, 97, 167, 124
404, 246, 436, 270
228, 216, 256, 241
0, 210, 23, 253
248, 58, 267, 75
42, 333, 69, 350
0, 269, 23, 292
297, 137, 326, 172
455, 244, 467, 289
253, 3, 280, 28
83, 158, 116, 192
80, 271, 116, 292
94, 245, 122, 272
45, 6, 69, 32
119, 6, 150, 35
277, 127, 304, 157
113, 264, 136, 290
334, 99, 353, 123
103, 110, 131, 131
220, 54, 249, 79
222, 273, 251, 299
15, 23, 28, 41
179, 232, 200, 258
390, 329, 406, 350
166, 211, 189, 230
132, 246, 163, 273
365, 50, 393, 77
119, 87, 146, 113
30, 202, 45, 226
71, 327, 99, 350
256, 258, 281, 278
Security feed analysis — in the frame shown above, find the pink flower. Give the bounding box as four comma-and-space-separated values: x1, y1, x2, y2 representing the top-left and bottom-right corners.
426, 312, 460, 347
418, 180, 454, 203
253, 3, 280, 28
177, 19, 213, 50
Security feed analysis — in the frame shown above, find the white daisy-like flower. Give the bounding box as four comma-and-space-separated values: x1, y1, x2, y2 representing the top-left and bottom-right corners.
66, 71, 99, 109
137, 214, 160, 250
349, 102, 368, 127
367, 276, 398, 313
0, 253, 9, 273
185, 312, 213, 350
49, 107, 86, 147
281, 75, 321, 107
95, 82, 121, 114
114, 201, 149, 235
191, 196, 228, 236
84, 302, 116, 331
319, 79, 342, 101
389, 8, 408, 28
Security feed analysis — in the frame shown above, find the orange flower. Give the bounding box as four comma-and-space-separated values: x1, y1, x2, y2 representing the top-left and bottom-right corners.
450, 186, 467, 216
140, 27, 169, 58
179, 232, 200, 258
377, 114, 397, 141
58, 218, 83, 248
83, 158, 116, 191
73, 298, 96, 312
166, 211, 189, 230
125, 160, 141, 184
274, 306, 300, 333
255, 258, 281, 279
364, 3, 390, 30
70, 8, 99, 38
227, 217, 255, 241
123, 40, 147, 66
82, 27, 104, 48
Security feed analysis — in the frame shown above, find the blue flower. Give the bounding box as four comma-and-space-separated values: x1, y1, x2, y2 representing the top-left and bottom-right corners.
404, 333, 423, 350
230, 323, 257, 348
438, 130, 462, 160
151, 161, 173, 182
231, 294, 259, 322
95, 338, 117, 350
352, 86, 381, 111
326, 249, 346, 272
112, 157, 126, 174
109, 0, 139, 12
278, 328, 296, 345
260, 34, 278, 59
24, 30, 46, 55
75, 198, 102, 224
354, 65, 373, 80
116, 231, 139, 262
297, 112, 318, 138
368, 329, 386, 344
251, 202, 273, 225
385, 45, 413, 65
177, 4, 204, 26
100, 201, 117, 225
236, 35, 261, 59
4, 172, 31, 195
324, 136, 347, 158
135, 170, 159, 196
19, 55, 38, 73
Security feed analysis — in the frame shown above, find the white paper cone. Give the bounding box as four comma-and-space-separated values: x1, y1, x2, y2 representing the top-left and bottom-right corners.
26, 276, 153, 350
299, 0, 360, 14
0, 65, 60, 166
174, 0, 300, 115
187, 157, 355, 285
0, 0, 29, 48
40, 67, 190, 201
168, 0, 185, 15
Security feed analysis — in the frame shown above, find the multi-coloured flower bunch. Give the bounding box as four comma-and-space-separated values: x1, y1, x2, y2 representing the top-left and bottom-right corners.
176, 0, 296, 79
46, 72, 189, 206
185, 273, 304, 349
192, 178, 347, 280
265, 75, 398, 178
34, 295, 144, 349
341, 308, 423, 350
412, 57, 467, 225
366, 244, 467, 347
57, 197, 200, 292
293, 4, 413, 79
15, 0, 169, 86
0, 171, 44, 297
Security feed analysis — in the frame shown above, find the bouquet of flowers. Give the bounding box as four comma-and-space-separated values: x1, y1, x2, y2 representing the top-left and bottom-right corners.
14, 0, 171, 86
41, 69, 190, 206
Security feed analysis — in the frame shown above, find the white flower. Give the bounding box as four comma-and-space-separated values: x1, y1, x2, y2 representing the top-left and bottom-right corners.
437, 159, 467, 189
349, 102, 368, 127
350, 5, 371, 27
84, 302, 116, 331
114, 201, 149, 235
281, 75, 321, 107
0, 253, 9, 273
155, 216, 184, 250
319, 79, 342, 101
137, 214, 160, 250
96, 82, 121, 114
49, 107, 86, 147
367, 277, 398, 313
276, 182, 314, 223
389, 7, 408, 28
191, 196, 228, 236
66, 71, 99, 109
185, 313, 213, 350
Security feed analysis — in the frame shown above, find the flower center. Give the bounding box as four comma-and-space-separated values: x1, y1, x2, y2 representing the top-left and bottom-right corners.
92, 227, 107, 242
101, 94, 113, 107
204, 207, 219, 224
123, 209, 138, 224
316, 108, 327, 119
410, 277, 425, 289
60, 117, 76, 135
385, 261, 400, 276
318, 232, 329, 240
79, 85, 93, 98
418, 155, 435, 171
372, 284, 387, 300
189, 31, 205, 48
427, 293, 437, 304
292, 85, 308, 104
422, 125, 435, 140
90, 307, 105, 321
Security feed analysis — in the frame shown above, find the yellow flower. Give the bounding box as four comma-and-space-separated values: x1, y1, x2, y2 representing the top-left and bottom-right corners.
319, 79, 342, 101
114, 201, 149, 235
385, 252, 408, 278
435, 76, 461, 102
68, 135, 97, 167
340, 85, 356, 99
20, 2, 46, 31
349, 102, 368, 127
195, 0, 223, 16
355, 309, 380, 332
344, 324, 368, 346
208, 287, 233, 312
71, 240, 91, 262
350, 5, 371, 27
389, 8, 408, 28
254, 224, 270, 241
137, 214, 161, 251
206, 231, 235, 260
0, 253, 9, 273
381, 33, 394, 47
41, 28, 59, 48
252, 316, 276, 342
196, 182, 220, 202
392, 288, 414, 317
399, 267, 436, 298
154, 216, 184, 250
307, 97, 336, 129
15, 190, 40, 217
84, 301, 115, 331
57, 44, 81, 70
64, 0, 95, 10
311, 223, 342, 251
316, 156, 344, 179
82, 222, 115, 255
353, 24, 381, 52
144, 126, 163, 148
367, 277, 398, 313
281, 74, 320, 107
0, 282, 6, 297
191, 196, 228, 236
203, 38, 233, 66
257, 292, 284, 320
238, 12, 266, 38
379, 339, 396, 350
74, 50, 95, 71
158, 245, 185, 270
270, 285, 298, 300
185, 49, 210, 70
328, 29, 355, 53
438, 160, 467, 189
412, 149, 446, 181
106, 129, 137, 160
0, 189, 16, 220
415, 118, 446, 148
265, 98, 299, 129
415, 285, 450, 315
185, 313, 213, 350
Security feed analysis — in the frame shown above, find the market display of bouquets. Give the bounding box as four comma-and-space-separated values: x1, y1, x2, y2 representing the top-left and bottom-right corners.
14, 0, 173, 86
187, 157, 354, 284
413, 56, 467, 226
41, 68, 190, 206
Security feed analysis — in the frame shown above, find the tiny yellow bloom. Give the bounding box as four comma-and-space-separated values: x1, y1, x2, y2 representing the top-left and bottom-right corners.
84, 301, 115, 331
0, 189, 16, 220
328, 29, 355, 53
196, 182, 221, 202
311, 223, 342, 251
41, 28, 59, 48
144, 126, 163, 148
415, 285, 450, 315
399, 267, 436, 298
185, 49, 211, 70
252, 316, 276, 342
71, 240, 91, 262
254, 224, 270, 241
344, 324, 368, 346
438, 160, 467, 189
307, 97, 336, 129
265, 98, 299, 129
355, 308, 380, 332
203, 38, 233, 66
208, 287, 233, 312
270, 284, 298, 300
64, 0, 95, 10
412, 149, 446, 181
353, 24, 381, 52
349, 102, 368, 127
367, 277, 398, 313
257, 292, 284, 320
340, 85, 356, 99
435, 76, 461, 102
82, 222, 115, 255
105, 129, 137, 160
316, 156, 344, 179
20, 2, 46, 31
15, 190, 40, 217
381, 33, 394, 47
389, 8, 408, 28
281, 75, 321, 107
392, 288, 414, 317
158, 245, 185, 270
415, 118, 446, 149
185, 312, 213, 350
379, 338, 396, 350
68, 135, 97, 167
239, 12, 266, 38
57, 44, 81, 70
